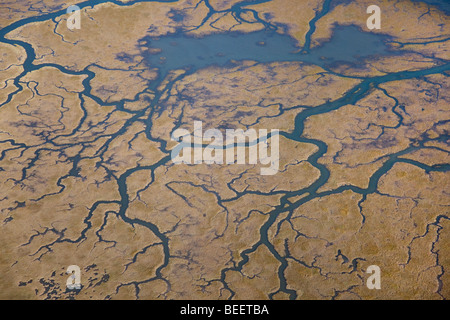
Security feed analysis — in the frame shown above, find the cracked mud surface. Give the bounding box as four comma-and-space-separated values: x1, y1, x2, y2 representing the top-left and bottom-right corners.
0, 0, 449, 300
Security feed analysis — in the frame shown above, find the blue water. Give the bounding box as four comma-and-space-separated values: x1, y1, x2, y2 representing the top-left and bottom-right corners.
0, 0, 446, 302
142, 25, 396, 82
